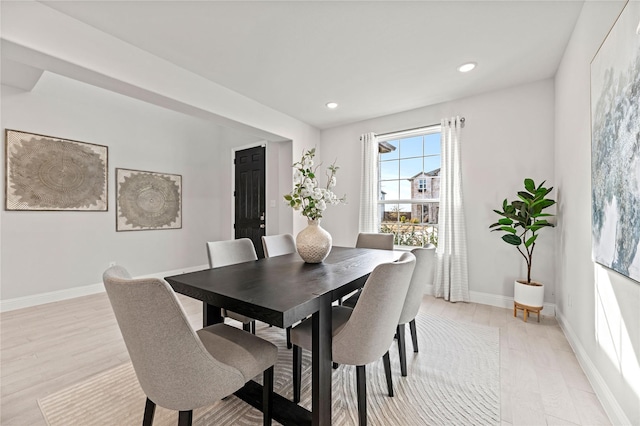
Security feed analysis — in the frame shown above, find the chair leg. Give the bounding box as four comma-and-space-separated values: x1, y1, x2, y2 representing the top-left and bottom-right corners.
243, 322, 251, 332
286, 326, 292, 349
356, 365, 367, 426
177, 410, 192, 426
292, 345, 302, 403
409, 319, 419, 353
263, 366, 274, 426
382, 351, 394, 397
142, 398, 155, 426
397, 324, 407, 377
251, 320, 256, 335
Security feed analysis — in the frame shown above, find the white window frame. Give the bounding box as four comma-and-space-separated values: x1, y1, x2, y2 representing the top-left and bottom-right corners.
377, 125, 441, 247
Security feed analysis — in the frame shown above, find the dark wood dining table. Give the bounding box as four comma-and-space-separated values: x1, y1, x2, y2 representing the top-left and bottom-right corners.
165, 246, 400, 426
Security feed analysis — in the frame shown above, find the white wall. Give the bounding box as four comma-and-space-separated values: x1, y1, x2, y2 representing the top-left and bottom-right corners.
320, 79, 556, 304
554, 1, 639, 424
0, 0, 322, 307
1, 72, 260, 302
265, 140, 293, 237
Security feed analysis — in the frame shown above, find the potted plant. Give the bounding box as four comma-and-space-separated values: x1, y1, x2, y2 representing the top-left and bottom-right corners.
489, 178, 555, 319
283, 148, 346, 263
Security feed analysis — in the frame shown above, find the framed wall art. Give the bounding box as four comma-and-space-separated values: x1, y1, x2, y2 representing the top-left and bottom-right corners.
116, 168, 182, 231
591, 1, 640, 282
5, 129, 108, 211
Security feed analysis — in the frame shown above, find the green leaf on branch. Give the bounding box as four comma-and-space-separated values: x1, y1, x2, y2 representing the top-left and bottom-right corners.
531, 199, 555, 209
500, 226, 517, 234
532, 220, 551, 226
524, 178, 535, 193
525, 235, 537, 247
498, 218, 513, 225
502, 234, 522, 245
517, 191, 533, 201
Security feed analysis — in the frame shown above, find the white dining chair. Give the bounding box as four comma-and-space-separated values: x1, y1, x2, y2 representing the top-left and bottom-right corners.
261, 234, 296, 258
103, 265, 277, 426
344, 244, 436, 376
289, 252, 416, 426
206, 238, 258, 334
396, 244, 435, 375
261, 234, 297, 349
340, 232, 395, 305
355, 232, 394, 250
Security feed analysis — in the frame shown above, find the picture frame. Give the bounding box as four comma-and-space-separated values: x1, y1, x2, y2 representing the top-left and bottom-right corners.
590, 1, 640, 282
5, 129, 108, 211
116, 168, 182, 231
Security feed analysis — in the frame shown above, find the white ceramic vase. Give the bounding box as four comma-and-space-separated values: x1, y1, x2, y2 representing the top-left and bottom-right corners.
296, 219, 332, 263
514, 279, 544, 308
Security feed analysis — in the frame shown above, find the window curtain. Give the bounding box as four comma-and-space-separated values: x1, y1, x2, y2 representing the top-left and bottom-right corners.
434, 117, 469, 302
359, 132, 378, 233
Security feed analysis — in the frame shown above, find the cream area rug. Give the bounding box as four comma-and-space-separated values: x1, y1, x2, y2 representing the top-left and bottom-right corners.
38, 313, 500, 425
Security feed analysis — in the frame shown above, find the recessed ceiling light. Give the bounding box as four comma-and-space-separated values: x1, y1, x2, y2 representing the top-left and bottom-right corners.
457, 62, 477, 73
326, 102, 338, 109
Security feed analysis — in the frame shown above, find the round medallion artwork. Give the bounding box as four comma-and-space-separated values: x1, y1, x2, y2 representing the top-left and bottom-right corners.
6, 131, 108, 211
116, 169, 182, 231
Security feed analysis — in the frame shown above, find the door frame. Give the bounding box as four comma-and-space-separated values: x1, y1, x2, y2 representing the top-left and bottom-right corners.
230, 141, 268, 240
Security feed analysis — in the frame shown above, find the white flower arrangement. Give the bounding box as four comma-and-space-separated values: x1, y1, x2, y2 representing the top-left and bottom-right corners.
284, 148, 346, 221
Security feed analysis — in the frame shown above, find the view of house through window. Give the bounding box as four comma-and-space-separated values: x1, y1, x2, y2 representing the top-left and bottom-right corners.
378, 126, 441, 246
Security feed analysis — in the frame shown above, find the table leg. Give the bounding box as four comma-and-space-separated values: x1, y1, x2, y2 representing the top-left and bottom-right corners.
203, 302, 223, 327
312, 297, 332, 426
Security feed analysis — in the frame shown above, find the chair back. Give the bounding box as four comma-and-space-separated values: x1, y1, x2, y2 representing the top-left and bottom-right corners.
103, 266, 244, 410
206, 238, 258, 268
262, 234, 296, 257
355, 232, 394, 250
399, 245, 436, 325
332, 252, 416, 366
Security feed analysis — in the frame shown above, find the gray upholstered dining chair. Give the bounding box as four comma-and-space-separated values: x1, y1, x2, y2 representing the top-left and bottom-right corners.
355, 232, 394, 250
344, 245, 436, 376
289, 252, 416, 426
206, 238, 258, 334
261, 234, 296, 258
261, 234, 297, 349
339, 232, 395, 305
103, 265, 277, 426
396, 245, 436, 376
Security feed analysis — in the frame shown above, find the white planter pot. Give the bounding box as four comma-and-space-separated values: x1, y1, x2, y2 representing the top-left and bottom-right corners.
514, 280, 544, 308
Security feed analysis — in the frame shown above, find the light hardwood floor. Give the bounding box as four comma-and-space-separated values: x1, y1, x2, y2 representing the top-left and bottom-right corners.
1, 293, 610, 426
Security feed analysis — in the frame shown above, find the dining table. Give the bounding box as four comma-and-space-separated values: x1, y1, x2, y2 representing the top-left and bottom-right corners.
165, 245, 400, 426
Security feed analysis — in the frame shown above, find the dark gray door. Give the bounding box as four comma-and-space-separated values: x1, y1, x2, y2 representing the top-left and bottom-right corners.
234, 146, 265, 258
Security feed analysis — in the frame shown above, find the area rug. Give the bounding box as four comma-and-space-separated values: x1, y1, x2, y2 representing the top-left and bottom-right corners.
38, 312, 499, 425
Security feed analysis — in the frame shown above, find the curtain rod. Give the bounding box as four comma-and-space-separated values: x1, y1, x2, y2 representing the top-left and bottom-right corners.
374, 117, 465, 138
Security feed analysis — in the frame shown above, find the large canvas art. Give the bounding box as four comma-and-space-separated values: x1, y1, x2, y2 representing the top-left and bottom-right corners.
591, 1, 640, 282
5, 130, 108, 211
116, 168, 182, 231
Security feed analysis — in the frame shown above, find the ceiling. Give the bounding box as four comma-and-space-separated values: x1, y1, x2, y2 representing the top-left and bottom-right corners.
36, 1, 585, 130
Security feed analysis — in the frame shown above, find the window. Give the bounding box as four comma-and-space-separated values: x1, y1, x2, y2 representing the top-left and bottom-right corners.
378, 125, 440, 247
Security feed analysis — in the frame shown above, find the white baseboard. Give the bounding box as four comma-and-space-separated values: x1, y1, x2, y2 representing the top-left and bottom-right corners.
3, 272, 557, 315
424, 284, 557, 315
556, 311, 630, 426
0, 264, 209, 313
